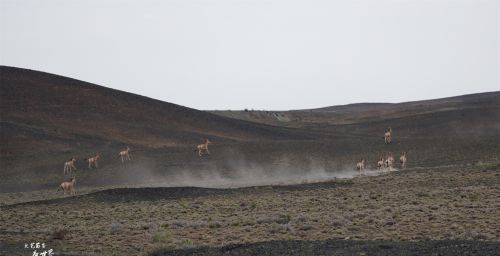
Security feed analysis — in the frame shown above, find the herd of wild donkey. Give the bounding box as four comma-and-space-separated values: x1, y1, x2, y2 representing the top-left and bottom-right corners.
58, 128, 406, 195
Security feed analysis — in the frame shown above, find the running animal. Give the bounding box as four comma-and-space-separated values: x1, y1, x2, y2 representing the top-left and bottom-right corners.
385, 152, 395, 171
384, 127, 393, 144
377, 157, 385, 170
58, 177, 76, 195
86, 154, 100, 169
63, 157, 77, 174
119, 146, 131, 163
356, 159, 365, 175
400, 151, 407, 169
196, 139, 211, 156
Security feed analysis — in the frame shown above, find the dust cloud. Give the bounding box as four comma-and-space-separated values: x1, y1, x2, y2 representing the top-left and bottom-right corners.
115, 156, 393, 189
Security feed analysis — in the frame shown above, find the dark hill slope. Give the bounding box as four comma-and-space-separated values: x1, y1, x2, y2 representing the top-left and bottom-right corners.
0, 66, 319, 154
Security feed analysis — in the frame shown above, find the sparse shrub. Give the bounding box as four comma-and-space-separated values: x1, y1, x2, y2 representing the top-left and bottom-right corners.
52, 228, 69, 240
110, 222, 121, 234
276, 214, 291, 224
256, 215, 276, 224
208, 221, 222, 229
332, 218, 345, 227
392, 208, 401, 219
256, 214, 290, 225
416, 192, 429, 197
152, 227, 174, 243
354, 212, 368, 219
366, 217, 375, 224
242, 219, 255, 226
385, 220, 395, 226
298, 224, 313, 231
382, 206, 393, 213
295, 214, 307, 222
186, 220, 208, 229
178, 238, 195, 249
270, 223, 292, 233
169, 220, 186, 229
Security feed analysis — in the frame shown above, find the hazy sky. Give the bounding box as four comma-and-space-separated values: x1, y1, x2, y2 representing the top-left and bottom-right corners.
1, 0, 499, 110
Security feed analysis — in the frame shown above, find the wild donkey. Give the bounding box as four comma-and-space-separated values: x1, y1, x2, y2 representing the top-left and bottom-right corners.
196, 139, 211, 156
119, 146, 131, 163
63, 157, 77, 174
400, 152, 407, 169
356, 159, 365, 175
385, 152, 394, 171
377, 156, 385, 170
58, 177, 76, 195
87, 154, 100, 169
384, 127, 393, 144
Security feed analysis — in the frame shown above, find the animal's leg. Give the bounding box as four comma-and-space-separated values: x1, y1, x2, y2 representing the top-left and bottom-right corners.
206, 148, 210, 155
95, 161, 98, 168
121, 156, 124, 163
198, 149, 202, 156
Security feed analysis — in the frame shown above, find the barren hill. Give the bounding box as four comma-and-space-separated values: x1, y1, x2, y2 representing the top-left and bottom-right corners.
0, 66, 319, 154
211, 92, 500, 135
1, 66, 499, 193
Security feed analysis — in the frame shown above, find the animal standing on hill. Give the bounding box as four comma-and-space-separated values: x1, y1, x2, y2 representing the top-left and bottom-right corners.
86, 154, 100, 169
63, 157, 77, 174
119, 146, 131, 163
384, 127, 393, 144
196, 139, 211, 156
400, 152, 407, 169
377, 156, 385, 170
356, 159, 365, 174
58, 177, 76, 195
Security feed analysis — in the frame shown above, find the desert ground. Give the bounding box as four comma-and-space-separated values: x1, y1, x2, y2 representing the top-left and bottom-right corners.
1, 66, 500, 255
1, 164, 500, 255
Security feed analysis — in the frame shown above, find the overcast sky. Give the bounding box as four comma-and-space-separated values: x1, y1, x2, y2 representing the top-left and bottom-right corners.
1, 0, 499, 110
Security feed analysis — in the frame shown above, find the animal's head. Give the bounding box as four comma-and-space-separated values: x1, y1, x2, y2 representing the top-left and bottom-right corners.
126, 146, 130, 150
96, 153, 100, 158
71, 177, 76, 182
206, 139, 211, 144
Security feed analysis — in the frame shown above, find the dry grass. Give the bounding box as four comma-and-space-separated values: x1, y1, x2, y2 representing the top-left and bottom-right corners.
1, 166, 499, 255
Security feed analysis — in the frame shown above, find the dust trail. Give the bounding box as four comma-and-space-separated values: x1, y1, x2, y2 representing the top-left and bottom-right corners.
126, 157, 397, 189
